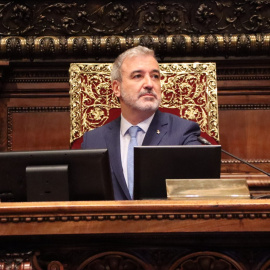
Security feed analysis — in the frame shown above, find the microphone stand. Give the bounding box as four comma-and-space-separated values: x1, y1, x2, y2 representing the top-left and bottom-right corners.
221, 148, 270, 177
198, 136, 270, 177
198, 136, 270, 199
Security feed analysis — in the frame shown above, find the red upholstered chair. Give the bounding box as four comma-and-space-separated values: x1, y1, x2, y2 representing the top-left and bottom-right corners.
69, 63, 219, 149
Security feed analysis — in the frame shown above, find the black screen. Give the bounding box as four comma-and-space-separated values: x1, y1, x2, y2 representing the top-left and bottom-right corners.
0, 149, 114, 202
134, 145, 221, 199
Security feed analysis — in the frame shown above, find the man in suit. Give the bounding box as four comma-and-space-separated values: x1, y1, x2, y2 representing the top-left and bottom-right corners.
82, 45, 201, 200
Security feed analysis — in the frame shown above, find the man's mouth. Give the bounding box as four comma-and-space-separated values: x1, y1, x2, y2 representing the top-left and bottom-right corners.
139, 91, 157, 99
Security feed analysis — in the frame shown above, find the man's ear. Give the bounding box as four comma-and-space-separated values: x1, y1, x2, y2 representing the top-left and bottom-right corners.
112, 80, 121, 97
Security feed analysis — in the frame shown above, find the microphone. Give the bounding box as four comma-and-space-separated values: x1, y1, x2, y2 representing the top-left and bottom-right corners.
197, 136, 212, 146
198, 136, 270, 177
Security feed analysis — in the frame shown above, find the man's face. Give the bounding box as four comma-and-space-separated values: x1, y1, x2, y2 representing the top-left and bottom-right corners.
113, 54, 161, 113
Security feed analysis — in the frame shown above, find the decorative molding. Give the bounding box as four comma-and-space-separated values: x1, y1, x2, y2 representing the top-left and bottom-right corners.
7, 106, 70, 151
0, 252, 32, 270
1, 211, 270, 225
0, 1, 270, 36
0, 1, 270, 60
4, 63, 270, 85
221, 159, 270, 164
217, 68, 270, 81
2, 201, 270, 269
78, 252, 150, 270
2, 64, 270, 85
47, 260, 64, 270
7, 106, 70, 113
219, 104, 270, 110
6, 70, 69, 83
0, 250, 250, 270
170, 251, 243, 270
0, 34, 270, 60
4, 65, 270, 84
219, 75, 270, 81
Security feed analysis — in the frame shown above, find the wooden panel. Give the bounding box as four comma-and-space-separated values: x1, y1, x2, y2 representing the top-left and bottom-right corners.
8, 107, 70, 151
216, 67, 270, 175
2, 200, 270, 234
0, 92, 71, 151
219, 108, 270, 159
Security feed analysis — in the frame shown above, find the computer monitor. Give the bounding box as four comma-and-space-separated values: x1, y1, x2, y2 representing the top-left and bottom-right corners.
0, 149, 114, 202
134, 145, 221, 200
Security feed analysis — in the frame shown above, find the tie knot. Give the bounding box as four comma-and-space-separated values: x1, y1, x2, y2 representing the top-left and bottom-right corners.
128, 126, 140, 138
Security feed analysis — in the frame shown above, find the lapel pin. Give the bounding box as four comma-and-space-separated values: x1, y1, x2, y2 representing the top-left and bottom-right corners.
157, 130, 160, 134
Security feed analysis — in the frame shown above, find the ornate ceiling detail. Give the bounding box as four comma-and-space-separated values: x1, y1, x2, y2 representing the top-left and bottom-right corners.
0, 1, 270, 36
0, 1, 269, 60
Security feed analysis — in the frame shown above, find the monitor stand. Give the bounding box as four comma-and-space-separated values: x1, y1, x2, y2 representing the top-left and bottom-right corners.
26, 165, 69, 202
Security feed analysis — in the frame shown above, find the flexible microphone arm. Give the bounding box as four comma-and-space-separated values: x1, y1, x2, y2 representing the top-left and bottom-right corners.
198, 136, 270, 177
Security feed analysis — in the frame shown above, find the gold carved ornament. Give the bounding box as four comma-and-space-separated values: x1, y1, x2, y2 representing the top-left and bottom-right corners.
69, 63, 219, 145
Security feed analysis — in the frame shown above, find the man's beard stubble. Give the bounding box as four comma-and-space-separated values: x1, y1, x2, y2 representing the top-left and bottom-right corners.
120, 88, 160, 112
120, 88, 161, 112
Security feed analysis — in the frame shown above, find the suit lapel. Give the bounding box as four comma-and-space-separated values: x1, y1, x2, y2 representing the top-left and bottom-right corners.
105, 118, 131, 199
104, 111, 168, 198
143, 110, 168, 146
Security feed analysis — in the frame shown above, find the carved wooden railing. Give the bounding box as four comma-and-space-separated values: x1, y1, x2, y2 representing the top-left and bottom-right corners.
1, 200, 270, 269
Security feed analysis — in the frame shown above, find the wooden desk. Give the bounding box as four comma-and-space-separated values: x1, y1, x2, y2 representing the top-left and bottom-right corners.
1, 199, 270, 270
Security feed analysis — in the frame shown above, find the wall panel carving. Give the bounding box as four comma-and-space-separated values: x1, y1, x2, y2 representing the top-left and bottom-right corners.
0, 252, 32, 270
77, 252, 150, 270
0, 34, 270, 60
0, 1, 270, 36
169, 251, 243, 270
0, 1, 269, 60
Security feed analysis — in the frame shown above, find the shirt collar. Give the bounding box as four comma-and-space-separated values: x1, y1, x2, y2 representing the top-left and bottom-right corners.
120, 113, 155, 136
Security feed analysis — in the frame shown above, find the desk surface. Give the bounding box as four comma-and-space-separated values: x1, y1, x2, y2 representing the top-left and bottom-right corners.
1, 199, 270, 236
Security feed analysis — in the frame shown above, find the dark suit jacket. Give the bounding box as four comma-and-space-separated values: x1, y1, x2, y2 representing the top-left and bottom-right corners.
81, 110, 201, 200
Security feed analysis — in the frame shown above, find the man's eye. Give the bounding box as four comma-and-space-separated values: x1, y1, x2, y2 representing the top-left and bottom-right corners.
152, 74, 160, 79
133, 74, 142, 79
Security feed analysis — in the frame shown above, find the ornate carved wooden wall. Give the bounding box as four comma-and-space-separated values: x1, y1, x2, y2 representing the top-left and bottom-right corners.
0, 0, 269, 176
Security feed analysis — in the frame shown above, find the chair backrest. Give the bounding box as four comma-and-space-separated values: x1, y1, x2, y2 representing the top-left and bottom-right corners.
69, 62, 219, 148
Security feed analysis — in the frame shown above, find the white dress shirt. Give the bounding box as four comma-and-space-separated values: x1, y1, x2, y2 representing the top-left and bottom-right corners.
120, 113, 155, 186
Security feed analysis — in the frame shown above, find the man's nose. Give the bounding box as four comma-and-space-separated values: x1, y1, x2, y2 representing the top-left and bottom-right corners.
143, 74, 153, 88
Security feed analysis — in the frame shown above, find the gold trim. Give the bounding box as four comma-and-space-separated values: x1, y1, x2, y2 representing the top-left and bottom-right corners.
1, 200, 270, 225
159, 63, 219, 141
0, 34, 270, 60
69, 63, 116, 143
